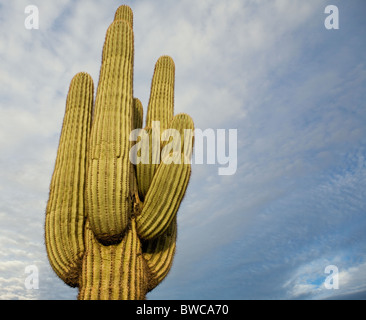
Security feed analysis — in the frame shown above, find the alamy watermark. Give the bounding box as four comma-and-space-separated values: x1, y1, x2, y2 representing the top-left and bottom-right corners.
324, 5, 339, 30
324, 265, 339, 289
24, 5, 39, 30
24, 265, 39, 290
129, 121, 237, 176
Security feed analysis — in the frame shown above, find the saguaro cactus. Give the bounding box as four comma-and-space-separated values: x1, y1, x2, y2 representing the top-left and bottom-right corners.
45, 5, 194, 300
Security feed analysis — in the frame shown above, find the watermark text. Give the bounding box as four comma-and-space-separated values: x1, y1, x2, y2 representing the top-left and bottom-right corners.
129, 122, 237, 176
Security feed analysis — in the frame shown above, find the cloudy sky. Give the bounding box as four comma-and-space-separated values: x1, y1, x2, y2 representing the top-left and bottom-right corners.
0, 0, 365, 300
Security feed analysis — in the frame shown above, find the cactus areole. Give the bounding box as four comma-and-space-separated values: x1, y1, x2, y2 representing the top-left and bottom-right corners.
45, 5, 194, 300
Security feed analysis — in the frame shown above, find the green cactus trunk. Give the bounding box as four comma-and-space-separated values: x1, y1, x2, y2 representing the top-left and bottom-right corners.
45, 5, 194, 300
78, 220, 148, 300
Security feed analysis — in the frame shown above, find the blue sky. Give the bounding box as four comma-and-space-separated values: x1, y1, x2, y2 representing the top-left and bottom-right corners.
0, 0, 365, 300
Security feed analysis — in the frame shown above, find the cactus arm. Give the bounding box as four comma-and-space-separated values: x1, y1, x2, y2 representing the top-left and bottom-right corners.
45, 72, 94, 287
136, 113, 194, 240
135, 56, 176, 201
135, 57, 194, 241
142, 218, 177, 291
114, 5, 133, 28
136, 161, 190, 240
85, 12, 134, 244
146, 56, 175, 132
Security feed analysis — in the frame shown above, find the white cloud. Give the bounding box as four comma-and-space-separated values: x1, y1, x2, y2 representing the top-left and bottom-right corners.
284, 259, 366, 300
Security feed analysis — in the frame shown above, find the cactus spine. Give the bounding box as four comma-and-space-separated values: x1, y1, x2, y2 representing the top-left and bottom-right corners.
45, 5, 194, 300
